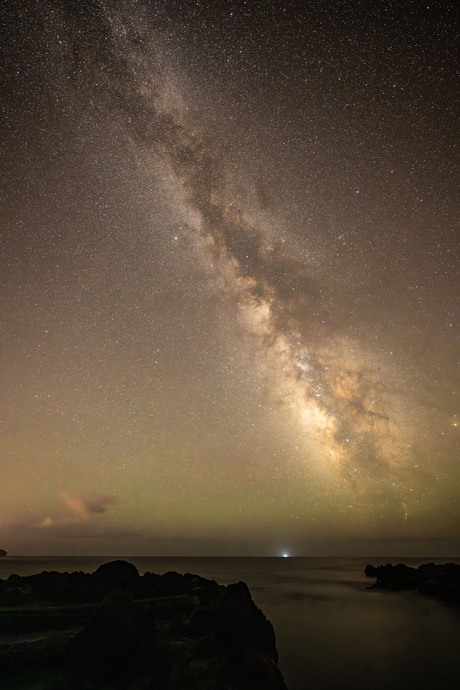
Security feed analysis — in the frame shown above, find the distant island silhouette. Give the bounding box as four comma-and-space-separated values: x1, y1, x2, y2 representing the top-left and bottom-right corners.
365, 562, 460, 606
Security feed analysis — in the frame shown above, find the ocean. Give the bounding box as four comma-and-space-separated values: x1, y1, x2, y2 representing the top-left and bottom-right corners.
1, 556, 459, 689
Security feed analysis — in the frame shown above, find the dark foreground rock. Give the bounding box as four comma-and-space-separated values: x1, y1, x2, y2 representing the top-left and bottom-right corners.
365, 562, 460, 606
0, 560, 287, 690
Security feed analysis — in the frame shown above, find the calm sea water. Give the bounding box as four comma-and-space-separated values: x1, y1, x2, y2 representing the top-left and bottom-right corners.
1, 556, 459, 689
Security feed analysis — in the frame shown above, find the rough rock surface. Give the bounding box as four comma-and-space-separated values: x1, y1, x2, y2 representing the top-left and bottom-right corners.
0, 560, 288, 689
365, 562, 460, 606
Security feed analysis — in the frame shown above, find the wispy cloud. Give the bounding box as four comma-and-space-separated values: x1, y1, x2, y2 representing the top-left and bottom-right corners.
39, 492, 117, 529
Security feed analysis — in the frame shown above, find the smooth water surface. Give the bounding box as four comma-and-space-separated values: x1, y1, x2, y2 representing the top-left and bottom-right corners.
1, 556, 459, 689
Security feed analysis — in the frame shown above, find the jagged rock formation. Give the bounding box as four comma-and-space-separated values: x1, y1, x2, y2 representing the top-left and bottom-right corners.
0, 560, 287, 689
365, 562, 460, 606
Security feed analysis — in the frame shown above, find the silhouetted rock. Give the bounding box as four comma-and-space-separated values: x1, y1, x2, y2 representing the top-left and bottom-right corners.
216, 581, 278, 660
0, 561, 287, 689
93, 559, 139, 583
67, 588, 170, 689
365, 562, 460, 606
213, 581, 286, 690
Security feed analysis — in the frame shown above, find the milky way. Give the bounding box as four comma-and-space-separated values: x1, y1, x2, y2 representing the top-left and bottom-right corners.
1, 0, 458, 555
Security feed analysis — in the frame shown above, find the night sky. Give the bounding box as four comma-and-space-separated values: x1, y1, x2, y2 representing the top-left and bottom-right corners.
1, 0, 458, 556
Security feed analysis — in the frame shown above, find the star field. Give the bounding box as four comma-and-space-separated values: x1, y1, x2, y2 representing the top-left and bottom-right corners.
0, 0, 458, 555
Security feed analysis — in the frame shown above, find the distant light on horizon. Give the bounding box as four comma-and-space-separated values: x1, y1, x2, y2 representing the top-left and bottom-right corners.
282, 552, 289, 558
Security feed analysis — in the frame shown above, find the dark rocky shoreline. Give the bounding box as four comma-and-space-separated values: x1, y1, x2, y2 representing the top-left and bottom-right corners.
0, 560, 287, 689
365, 562, 460, 606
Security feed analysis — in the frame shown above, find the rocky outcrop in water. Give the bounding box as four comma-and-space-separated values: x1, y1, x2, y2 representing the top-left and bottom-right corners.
0, 560, 287, 689
365, 562, 460, 606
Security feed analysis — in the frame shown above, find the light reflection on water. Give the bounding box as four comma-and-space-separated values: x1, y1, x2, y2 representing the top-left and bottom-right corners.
1, 556, 459, 689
